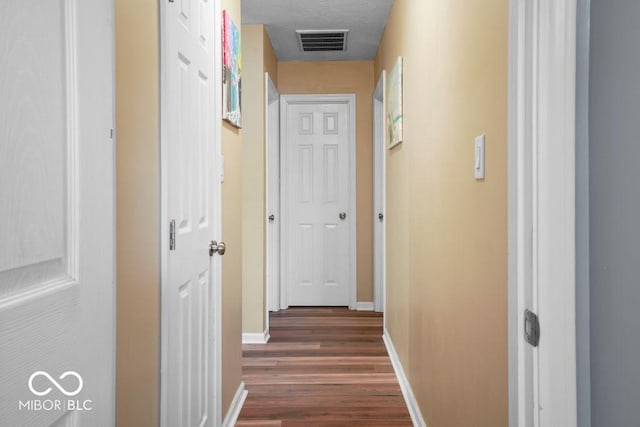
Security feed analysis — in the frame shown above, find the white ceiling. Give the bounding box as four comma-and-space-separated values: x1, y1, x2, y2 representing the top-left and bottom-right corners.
242, 0, 395, 62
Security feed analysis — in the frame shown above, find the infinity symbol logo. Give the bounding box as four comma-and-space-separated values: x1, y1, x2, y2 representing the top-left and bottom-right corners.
28, 371, 83, 397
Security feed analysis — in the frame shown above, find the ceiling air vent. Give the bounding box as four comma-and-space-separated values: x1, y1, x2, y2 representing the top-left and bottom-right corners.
296, 30, 349, 52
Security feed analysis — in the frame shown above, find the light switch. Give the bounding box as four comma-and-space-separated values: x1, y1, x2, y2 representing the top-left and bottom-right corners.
474, 134, 485, 180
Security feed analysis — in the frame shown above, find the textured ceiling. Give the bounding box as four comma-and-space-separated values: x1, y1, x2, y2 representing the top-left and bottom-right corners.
242, 0, 394, 62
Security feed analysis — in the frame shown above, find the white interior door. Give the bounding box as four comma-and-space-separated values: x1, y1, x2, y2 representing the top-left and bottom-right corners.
162, 0, 221, 426
373, 72, 386, 314
281, 95, 355, 307
511, 0, 577, 425
266, 74, 281, 312
0, 0, 115, 425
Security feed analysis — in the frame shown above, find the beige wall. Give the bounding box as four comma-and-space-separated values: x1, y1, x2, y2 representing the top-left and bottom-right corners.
277, 61, 375, 302
241, 25, 278, 335
115, 0, 243, 423
221, 0, 244, 416
115, 1, 160, 425
374, 0, 509, 425
264, 29, 278, 83
241, 24, 264, 337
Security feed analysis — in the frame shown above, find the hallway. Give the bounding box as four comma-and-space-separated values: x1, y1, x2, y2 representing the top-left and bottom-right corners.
237, 308, 412, 426
0, 0, 611, 424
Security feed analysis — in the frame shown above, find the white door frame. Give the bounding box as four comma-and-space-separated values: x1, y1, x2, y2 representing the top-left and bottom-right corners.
508, 0, 577, 425
279, 94, 357, 309
373, 71, 386, 314
266, 73, 280, 313
159, 1, 223, 425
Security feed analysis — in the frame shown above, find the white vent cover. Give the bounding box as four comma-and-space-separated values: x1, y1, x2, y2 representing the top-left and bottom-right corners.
296, 30, 349, 52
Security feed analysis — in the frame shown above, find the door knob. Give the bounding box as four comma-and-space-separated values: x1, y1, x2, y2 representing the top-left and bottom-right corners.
378, 213, 384, 221
268, 214, 275, 222
339, 212, 347, 220
209, 240, 226, 256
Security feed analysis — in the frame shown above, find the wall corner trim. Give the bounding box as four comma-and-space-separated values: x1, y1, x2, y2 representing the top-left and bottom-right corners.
242, 330, 271, 344
383, 329, 427, 427
221, 381, 248, 427
356, 302, 375, 311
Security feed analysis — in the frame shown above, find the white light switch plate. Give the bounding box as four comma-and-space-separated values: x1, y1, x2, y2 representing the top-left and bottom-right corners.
474, 134, 485, 180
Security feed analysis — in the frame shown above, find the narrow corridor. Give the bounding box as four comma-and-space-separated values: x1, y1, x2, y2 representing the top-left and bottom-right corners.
237, 308, 412, 426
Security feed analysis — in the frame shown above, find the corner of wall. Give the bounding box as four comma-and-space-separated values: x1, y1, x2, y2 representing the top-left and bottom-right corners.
240, 23, 268, 336
220, 0, 244, 418
115, 0, 161, 425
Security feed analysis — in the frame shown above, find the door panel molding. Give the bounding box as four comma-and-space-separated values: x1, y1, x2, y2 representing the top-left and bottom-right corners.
280, 94, 357, 309
0, 0, 115, 423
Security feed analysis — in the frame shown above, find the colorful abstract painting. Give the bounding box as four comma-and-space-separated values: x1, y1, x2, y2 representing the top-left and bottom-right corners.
223, 10, 241, 128
386, 56, 403, 148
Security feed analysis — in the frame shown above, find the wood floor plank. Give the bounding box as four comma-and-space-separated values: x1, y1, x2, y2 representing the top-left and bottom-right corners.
237, 307, 412, 426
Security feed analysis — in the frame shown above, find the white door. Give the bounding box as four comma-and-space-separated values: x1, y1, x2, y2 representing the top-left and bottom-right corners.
266, 74, 281, 312
511, 0, 577, 425
162, 0, 221, 426
373, 72, 386, 314
281, 95, 355, 307
0, 0, 115, 425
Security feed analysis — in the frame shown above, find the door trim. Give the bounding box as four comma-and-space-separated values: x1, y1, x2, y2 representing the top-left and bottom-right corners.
212, 4, 223, 420
373, 71, 386, 315
508, 0, 577, 425
159, 0, 223, 425
266, 73, 280, 314
279, 94, 357, 309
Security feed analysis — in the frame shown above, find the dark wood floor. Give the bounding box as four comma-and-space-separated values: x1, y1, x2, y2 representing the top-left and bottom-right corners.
236, 307, 412, 426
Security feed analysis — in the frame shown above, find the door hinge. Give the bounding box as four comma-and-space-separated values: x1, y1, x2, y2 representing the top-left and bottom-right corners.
169, 220, 176, 250
524, 309, 540, 347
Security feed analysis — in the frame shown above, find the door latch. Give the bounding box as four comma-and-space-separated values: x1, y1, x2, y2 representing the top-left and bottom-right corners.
524, 309, 540, 347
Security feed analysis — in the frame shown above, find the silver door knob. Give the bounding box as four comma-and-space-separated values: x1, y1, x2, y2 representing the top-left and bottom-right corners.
209, 240, 226, 256
339, 212, 347, 220
268, 214, 275, 222
378, 213, 384, 221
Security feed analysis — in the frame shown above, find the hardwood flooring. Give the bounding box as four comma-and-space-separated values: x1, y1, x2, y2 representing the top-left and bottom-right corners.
236, 307, 412, 426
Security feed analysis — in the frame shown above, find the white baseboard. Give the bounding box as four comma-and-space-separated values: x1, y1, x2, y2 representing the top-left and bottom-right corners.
242, 329, 270, 344
356, 301, 374, 311
383, 329, 427, 427
222, 381, 248, 427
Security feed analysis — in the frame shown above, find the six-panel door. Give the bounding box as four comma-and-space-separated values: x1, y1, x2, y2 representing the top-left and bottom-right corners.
284, 100, 352, 307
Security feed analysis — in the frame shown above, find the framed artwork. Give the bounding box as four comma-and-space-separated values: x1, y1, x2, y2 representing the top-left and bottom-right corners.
386, 56, 403, 148
223, 10, 242, 128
